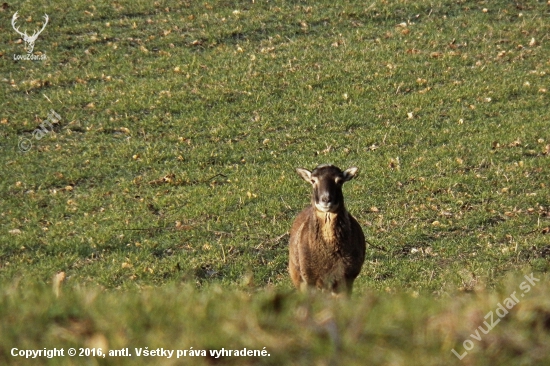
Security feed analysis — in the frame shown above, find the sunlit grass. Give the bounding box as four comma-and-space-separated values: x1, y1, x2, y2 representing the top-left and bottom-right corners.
1, 0, 549, 364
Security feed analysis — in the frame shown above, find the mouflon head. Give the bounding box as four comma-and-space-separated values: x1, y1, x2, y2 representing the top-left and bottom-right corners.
296, 164, 358, 213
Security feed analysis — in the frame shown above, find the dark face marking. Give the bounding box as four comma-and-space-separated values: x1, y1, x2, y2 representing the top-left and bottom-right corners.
311, 166, 345, 212
296, 165, 358, 213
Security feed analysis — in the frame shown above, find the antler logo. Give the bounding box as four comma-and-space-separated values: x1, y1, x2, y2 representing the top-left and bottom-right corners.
11, 11, 49, 54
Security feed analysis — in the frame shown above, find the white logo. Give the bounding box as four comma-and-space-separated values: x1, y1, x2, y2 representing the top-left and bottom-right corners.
11, 11, 48, 55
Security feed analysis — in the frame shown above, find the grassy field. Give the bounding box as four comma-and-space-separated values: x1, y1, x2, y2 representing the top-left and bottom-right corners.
1, 0, 549, 364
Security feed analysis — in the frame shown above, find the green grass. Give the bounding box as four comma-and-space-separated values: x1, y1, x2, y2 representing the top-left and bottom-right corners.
1, 276, 550, 365
1, 0, 549, 364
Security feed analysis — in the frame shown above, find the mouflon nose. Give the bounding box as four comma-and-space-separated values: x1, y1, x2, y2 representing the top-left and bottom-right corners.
320, 194, 331, 204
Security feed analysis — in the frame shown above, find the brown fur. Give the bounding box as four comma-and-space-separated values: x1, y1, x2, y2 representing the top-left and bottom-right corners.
288, 165, 366, 296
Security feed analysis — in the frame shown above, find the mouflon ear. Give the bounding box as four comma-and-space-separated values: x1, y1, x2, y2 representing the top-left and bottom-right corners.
296, 168, 313, 183
342, 167, 358, 182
